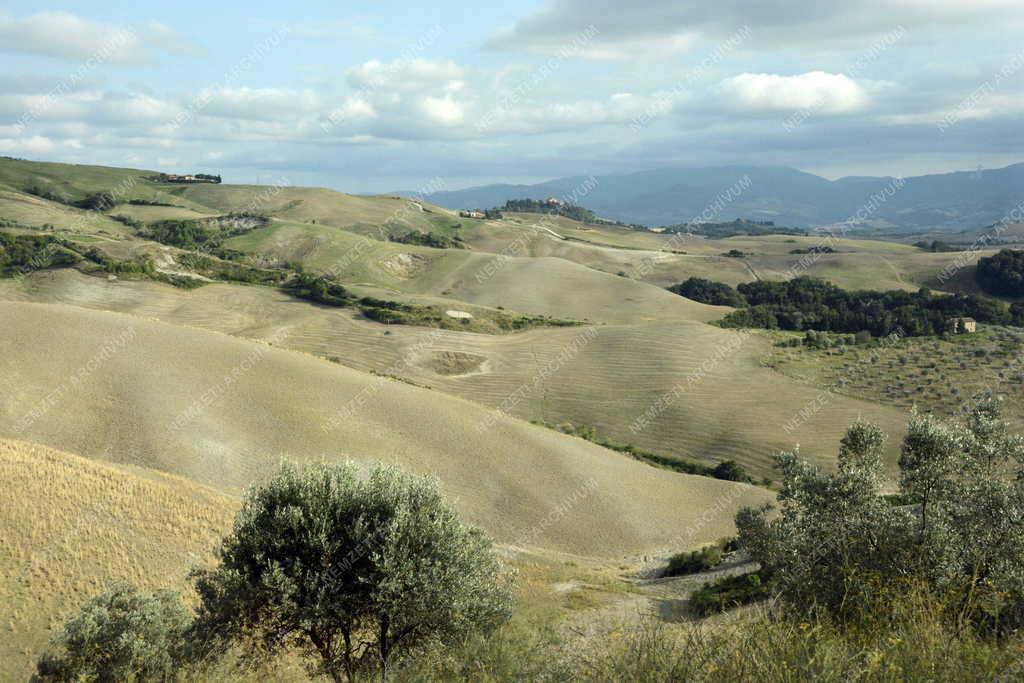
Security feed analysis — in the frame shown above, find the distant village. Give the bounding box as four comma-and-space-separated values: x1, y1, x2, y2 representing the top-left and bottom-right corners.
155, 173, 222, 184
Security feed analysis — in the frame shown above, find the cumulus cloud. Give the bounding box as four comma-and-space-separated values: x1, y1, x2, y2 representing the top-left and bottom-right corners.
347, 59, 464, 92
418, 96, 464, 126
719, 72, 868, 113
0, 11, 204, 64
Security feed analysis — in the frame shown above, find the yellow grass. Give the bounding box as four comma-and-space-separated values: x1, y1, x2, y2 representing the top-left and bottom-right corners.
0, 439, 236, 680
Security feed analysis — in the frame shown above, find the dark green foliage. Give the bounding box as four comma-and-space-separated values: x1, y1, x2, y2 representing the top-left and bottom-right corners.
914, 239, 961, 253
664, 545, 723, 577
25, 185, 70, 203
128, 199, 178, 207
109, 214, 143, 229
140, 219, 217, 251
35, 583, 190, 683
1012, 302, 1024, 326
667, 277, 746, 307
500, 198, 598, 223
177, 253, 284, 286
0, 232, 81, 275
722, 249, 747, 258
690, 572, 772, 616
282, 273, 354, 306
661, 219, 804, 239
737, 403, 1024, 631
389, 231, 465, 249
976, 249, 1024, 297
191, 461, 513, 683
140, 215, 265, 255
719, 276, 1015, 336
358, 298, 424, 324
711, 459, 750, 482
789, 246, 837, 255
74, 192, 117, 211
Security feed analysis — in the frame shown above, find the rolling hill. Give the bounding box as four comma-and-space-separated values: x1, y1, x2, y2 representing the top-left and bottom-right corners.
0, 301, 772, 560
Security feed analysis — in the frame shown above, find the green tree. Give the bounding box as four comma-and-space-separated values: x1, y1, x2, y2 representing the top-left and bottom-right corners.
191, 461, 514, 682
35, 583, 190, 682
737, 401, 1024, 630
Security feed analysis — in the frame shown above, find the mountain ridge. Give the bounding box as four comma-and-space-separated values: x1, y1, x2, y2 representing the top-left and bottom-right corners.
407, 163, 1024, 231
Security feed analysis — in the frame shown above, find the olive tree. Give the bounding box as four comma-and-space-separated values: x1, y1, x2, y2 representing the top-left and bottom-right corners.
191, 461, 514, 682
737, 399, 1024, 629
35, 583, 190, 682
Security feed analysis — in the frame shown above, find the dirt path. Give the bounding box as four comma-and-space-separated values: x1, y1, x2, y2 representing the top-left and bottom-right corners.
561, 555, 757, 640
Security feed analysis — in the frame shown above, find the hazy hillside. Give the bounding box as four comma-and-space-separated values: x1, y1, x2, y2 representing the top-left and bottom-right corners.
416, 163, 1024, 231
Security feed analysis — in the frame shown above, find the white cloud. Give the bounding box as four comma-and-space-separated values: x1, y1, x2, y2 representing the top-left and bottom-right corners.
328, 97, 378, 122
348, 59, 464, 92
0, 11, 203, 64
418, 96, 464, 125
0, 135, 56, 155
195, 88, 321, 122
719, 72, 868, 113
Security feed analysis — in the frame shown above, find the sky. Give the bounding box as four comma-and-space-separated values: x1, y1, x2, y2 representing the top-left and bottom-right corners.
0, 1, 1022, 193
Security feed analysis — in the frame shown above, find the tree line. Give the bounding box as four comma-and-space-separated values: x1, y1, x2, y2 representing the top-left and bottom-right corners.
976, 248, 1024, 297
669, 275, 1024, 336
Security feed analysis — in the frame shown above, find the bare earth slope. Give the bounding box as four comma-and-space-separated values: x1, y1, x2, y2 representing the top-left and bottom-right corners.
0, 301, 771, 560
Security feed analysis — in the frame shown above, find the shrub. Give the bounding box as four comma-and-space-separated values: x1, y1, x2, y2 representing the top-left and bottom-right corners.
282, 273, 353, 307
191, 461, 514, 682
664, 545, 723, 577
690, 571, 771, 616
35, 583, 190, 682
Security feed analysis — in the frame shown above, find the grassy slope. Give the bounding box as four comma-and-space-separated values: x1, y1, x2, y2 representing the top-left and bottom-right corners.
454, 214, 994, 293
225, 221, 728, 324
0, 157, 995, 296
0, 439, 235, 681
0, 300, 772, 559
0, 271, 909, 476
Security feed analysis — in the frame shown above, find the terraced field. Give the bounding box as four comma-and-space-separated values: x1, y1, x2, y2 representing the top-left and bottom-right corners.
0, 271, 908, 476
0, 300, 772, 559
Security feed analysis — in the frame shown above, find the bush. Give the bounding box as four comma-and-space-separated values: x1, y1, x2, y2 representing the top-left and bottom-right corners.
282, 273, 353, 307
690, 571, 771, 616
664, 545, 723, 577
35, 583, 190, 682
191, 461, 514, 682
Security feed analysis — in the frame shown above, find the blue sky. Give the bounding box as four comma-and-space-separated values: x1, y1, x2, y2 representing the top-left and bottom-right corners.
1, 1, 1022, 192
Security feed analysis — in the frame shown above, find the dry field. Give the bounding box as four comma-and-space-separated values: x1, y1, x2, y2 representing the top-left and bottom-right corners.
0, 439, 236, 680
0, 301, 772, 560
0, 270, 909, 476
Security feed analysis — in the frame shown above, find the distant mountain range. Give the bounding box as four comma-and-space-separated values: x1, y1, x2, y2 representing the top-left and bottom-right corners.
409, 163, 1024, 232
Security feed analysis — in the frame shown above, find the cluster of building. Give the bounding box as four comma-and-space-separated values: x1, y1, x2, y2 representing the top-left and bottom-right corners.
159, 173, 222, 184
